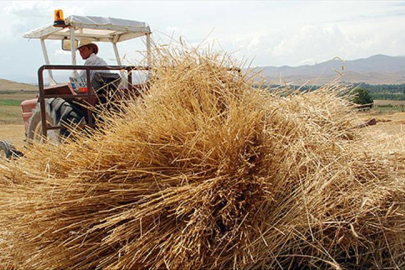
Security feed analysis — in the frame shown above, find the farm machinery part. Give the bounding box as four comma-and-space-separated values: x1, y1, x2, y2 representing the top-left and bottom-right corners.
0, 140, 24, 159
1, 11, 152, 159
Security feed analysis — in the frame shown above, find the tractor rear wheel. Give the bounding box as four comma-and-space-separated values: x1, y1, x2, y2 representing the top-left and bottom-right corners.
27, 98, 84, 143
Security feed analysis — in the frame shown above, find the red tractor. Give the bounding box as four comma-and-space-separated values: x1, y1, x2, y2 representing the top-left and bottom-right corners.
0, 11, 152, 158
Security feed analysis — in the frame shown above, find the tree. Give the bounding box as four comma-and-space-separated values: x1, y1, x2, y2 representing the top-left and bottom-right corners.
352, 87, 373, 105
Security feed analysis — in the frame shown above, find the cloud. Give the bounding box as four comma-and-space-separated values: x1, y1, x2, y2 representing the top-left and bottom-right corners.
5, 1, 53, 18
1, 1, 405, 83
0, 2, 84, 44
222, 2, 405, 67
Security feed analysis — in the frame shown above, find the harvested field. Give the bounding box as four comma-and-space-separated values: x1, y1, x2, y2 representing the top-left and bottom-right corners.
356, 111, 405, 153
0, 106, 25, 125
374, 99, 405, 106
1, 47, 405, 269
0, 124, 25, 148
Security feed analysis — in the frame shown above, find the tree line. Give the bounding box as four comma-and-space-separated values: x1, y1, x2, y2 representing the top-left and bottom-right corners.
353, 83, 405, 100
257, 83, 405, 104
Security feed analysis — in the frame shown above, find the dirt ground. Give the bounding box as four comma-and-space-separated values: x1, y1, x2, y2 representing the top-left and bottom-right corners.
0, 124, 26, 149
374, 100, 405, 106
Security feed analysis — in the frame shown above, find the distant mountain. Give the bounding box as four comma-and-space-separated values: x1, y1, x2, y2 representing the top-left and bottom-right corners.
0, 78, 37, 91
254, 55, 405, 85
3, 55, 405, 87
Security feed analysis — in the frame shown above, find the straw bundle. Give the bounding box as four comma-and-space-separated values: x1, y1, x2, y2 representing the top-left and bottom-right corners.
1, 46, 405, 269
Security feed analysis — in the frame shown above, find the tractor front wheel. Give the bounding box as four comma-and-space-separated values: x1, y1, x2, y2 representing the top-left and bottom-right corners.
26, 98, 84, 143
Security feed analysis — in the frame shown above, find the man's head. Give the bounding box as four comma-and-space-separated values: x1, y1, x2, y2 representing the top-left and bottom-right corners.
77, 39, 99, 60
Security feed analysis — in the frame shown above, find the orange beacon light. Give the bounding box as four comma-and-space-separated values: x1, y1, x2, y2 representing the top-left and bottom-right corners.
53, 9, 65, 27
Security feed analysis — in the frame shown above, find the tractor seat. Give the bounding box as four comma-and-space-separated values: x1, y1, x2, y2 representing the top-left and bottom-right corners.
91, 72, 121, 95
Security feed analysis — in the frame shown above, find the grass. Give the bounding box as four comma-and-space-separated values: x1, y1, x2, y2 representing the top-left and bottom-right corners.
0, 100, 23, 106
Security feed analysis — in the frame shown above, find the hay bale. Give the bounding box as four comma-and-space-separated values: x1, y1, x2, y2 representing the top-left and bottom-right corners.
1, 46, 405, 269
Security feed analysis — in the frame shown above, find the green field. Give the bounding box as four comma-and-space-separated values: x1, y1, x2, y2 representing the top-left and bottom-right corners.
0, 99, 23, 106
0, 91, 37, 124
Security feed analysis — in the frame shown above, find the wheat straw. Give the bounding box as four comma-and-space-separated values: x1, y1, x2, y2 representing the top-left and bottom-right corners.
0, 45, 404, 269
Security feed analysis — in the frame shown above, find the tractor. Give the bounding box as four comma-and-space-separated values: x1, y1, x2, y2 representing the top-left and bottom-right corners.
0, 11, 152, 158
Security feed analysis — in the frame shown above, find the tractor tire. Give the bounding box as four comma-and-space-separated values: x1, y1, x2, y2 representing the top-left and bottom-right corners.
27, 98, 84, 143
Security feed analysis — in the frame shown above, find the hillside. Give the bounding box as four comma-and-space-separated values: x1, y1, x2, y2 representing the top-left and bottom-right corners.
255, 55, 405, 85
0, 78, 37, 91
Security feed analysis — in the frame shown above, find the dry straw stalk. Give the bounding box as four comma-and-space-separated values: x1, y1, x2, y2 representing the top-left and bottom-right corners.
0, 45, 405, 269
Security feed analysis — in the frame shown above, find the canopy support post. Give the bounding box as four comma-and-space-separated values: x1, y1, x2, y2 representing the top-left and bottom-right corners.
41, 39, 56, 85
146, 33, 152, 78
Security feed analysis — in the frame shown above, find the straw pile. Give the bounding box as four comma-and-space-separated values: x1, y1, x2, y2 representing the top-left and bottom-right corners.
1, 47, 405, 269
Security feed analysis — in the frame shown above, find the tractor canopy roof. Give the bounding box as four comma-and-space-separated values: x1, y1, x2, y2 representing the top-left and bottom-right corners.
23, 15, 151, 43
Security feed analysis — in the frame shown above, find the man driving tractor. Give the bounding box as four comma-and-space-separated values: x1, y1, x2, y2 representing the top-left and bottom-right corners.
0, 11, 152, 159
77, 39, 110, 80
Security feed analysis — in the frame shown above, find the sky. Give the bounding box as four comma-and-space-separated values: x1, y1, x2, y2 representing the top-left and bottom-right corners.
1, 0, 405, 83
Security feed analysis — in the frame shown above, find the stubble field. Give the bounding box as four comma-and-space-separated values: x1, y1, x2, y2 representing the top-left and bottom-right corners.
357, 110, 405, 153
